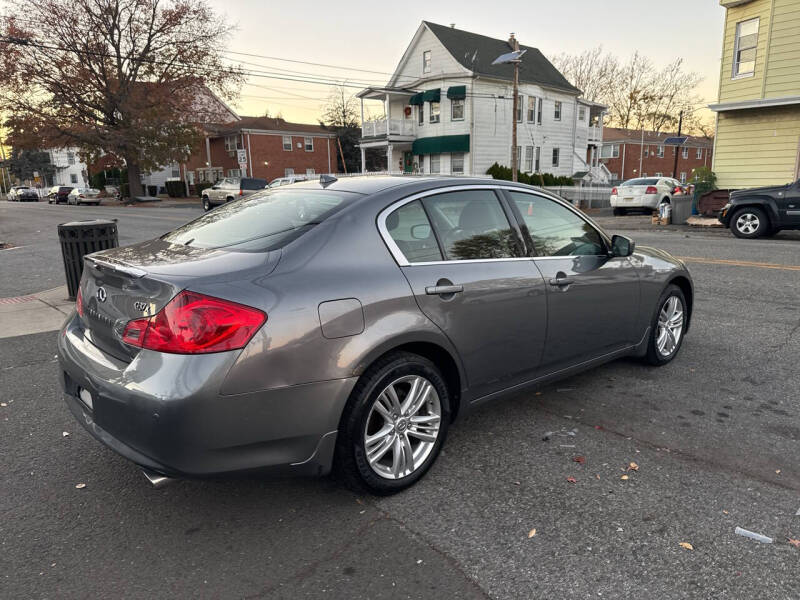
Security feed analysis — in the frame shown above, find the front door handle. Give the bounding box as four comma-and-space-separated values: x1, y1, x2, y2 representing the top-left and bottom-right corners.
549, 276, 574, 287
425, 284, 464, 296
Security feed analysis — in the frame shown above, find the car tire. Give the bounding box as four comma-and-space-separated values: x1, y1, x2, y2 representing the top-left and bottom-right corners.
202, 196, 211, 211
613, 207, 626, 216
334, 351, 450, 495
643, 284, 687, 366
731, 206, 769, 239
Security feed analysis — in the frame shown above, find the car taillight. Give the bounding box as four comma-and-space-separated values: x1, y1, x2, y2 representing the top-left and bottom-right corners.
122, 290, 266, 354
239, 188, 243, 196
611, 187, 618, 195
76, 287, 84, 316
645, 186, 658, 194
79, 194, 85, 198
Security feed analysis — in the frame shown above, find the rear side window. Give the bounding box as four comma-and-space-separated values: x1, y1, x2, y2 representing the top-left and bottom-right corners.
385, 200, 443, 263
163, 189, 358, 251
422, 190, 522, 260
622, 178, 659, 186
509, 192, 605, 257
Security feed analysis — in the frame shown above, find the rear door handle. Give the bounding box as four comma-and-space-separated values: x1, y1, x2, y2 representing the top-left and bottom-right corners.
425, 285, 464, 296
549, 276, 574, 287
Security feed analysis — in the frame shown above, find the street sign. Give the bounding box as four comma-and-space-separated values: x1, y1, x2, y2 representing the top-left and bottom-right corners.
663, 136, 688, 146
237, 149, 247, 164
238, 162, 247, 173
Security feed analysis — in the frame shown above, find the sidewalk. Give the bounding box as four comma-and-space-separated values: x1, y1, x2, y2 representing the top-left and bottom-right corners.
0, 286, 73, 339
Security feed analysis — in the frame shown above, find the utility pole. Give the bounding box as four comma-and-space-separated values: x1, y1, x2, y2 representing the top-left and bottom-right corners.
0, 139, 9, 196
511, 35, 520, 182
639, 126, 644, 176
672, 110, 683, 179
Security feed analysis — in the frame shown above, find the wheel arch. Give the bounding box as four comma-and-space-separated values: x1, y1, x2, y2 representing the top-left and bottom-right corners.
667, 275, 693, 332
729, 197, 779, 225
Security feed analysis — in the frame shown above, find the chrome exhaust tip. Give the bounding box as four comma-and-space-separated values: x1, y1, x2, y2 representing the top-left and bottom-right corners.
141, 468, 174, 489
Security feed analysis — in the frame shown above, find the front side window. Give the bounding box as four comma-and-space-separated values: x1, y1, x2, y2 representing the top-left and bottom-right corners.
733, 18, 759, 78
282, 135, 292, 151
509, 192, 605, 257
430, 154, 441, 173
451, 153, 465, 174
430, 102, 440, 123
451, 98, 464, 120
423, 50, 431, 74
552, 147, 560, 167
554, 101, 562, 121
304, 137, 313, 151
423, 190, 522, 260
385, 199, 442, 263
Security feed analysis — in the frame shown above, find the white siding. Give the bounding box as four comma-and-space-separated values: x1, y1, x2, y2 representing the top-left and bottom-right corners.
48, 148, 87, 187
390, 26, 470, 85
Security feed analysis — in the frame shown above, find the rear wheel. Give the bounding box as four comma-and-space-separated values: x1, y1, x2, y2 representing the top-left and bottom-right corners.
335, 352, 450, 495
202, 196, 210, 211
731, 206, 768, 239
644, 284, 687, 366
613, 207, 627, 216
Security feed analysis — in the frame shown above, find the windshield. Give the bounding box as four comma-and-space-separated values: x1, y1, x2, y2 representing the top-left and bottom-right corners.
162, 188, 359, 251
622, 178, 659, 186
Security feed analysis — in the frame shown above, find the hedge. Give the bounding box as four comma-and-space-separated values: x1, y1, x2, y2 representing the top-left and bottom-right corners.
486, 162, 573, 186
165, 180, 186, 198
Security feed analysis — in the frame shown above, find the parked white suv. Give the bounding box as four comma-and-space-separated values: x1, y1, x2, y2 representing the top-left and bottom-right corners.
610, 177, 683, 215
267, 175, 313, 188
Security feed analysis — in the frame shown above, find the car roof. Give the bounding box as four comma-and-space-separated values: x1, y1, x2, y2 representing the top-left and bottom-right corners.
286, 175, 507, 195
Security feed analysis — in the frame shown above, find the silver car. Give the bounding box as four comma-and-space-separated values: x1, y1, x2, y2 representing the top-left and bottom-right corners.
58, 176, 693, 494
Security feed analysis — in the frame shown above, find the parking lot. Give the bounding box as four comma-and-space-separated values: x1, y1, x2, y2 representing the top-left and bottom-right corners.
1, 199, 799, 598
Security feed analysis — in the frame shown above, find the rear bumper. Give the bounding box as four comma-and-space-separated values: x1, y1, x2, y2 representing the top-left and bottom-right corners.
57, 314, 357, 478
610, 194, 660, 209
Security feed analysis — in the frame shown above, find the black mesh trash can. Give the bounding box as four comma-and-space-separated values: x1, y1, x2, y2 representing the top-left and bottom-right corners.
58, 220, 119, 299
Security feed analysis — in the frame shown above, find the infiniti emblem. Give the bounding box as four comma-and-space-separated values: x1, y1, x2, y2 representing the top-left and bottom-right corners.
96, 287, 107, 303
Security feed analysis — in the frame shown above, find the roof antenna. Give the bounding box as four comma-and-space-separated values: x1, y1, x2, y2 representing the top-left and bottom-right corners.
319, 174, 338, 187
450, 23, 456, 28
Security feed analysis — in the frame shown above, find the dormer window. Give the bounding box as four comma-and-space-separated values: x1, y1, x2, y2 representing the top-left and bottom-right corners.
423, 50, 431, 74
733, 18, 758, 78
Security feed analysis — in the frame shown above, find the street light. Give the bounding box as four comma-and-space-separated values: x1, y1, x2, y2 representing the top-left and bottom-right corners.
493, 40, 526, 182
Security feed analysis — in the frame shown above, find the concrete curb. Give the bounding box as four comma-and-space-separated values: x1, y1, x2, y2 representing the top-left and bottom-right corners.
0, 286, 73, 339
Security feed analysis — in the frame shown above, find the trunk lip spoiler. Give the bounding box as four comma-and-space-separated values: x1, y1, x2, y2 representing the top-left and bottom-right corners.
85, 255, 148, 278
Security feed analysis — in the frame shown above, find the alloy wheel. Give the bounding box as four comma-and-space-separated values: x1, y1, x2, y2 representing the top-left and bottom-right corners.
656, 296, 684, 357
363, 375, 442, 480
735, 212, 760, 235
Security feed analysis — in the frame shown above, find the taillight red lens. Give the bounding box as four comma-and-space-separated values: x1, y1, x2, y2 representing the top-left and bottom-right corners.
122, 290, 266, 354
645, 186, 658, 194
611, 187, 618, 195
76, 287, 84, 316
239, 189, 243, 196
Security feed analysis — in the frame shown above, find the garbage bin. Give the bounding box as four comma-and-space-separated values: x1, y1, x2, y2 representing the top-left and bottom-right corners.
58, 220, 119, 299
671, 195, 693, 225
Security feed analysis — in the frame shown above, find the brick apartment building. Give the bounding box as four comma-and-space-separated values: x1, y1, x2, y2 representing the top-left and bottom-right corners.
599, 127, 714, 184
183, 117, 338, 186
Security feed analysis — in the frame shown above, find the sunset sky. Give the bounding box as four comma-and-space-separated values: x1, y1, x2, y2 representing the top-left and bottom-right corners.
214, 0, 727, 126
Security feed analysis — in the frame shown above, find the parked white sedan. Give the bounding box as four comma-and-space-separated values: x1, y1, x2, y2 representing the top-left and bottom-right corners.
67, 188, 101, 205
610, 177, 682, 215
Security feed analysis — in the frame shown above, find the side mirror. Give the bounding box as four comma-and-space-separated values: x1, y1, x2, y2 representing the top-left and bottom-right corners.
611, 234, 635, 257
411, 223, 432, 240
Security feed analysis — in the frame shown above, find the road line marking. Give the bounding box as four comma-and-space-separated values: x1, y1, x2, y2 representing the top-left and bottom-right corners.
678, 256, 800, 271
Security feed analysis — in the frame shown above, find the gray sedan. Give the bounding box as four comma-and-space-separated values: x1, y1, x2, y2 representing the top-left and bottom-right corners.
58, 176, 693, 494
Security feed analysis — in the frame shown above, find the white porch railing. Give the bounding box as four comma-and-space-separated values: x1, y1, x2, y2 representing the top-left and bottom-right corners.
588, 125, 603, 143
361, 118, 415, 138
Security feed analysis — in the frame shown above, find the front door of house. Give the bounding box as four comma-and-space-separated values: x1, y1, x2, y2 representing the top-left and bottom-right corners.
403, 151, 413, 173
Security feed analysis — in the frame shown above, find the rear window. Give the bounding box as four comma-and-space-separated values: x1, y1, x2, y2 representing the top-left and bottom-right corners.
241, 178, 267, 190
622, 178, 659, 186
162, 189, 358, 251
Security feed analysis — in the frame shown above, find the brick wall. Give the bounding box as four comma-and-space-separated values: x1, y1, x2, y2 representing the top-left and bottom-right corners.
602, 143, 713, 182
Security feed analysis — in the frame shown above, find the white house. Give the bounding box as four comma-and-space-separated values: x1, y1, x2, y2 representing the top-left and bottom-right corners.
357, 22, 610, 183
48, 147, 88, 187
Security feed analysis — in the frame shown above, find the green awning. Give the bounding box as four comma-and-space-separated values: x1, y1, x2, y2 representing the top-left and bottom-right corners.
447, 85, 466, 100
422, 88, 441, 103
412, 134, 470, 156
409, 93, 424, 106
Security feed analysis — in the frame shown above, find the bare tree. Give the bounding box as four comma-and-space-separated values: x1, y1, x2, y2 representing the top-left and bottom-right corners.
551, 46, 619, 104
0, 0, 242, 197
321, 86, 360, 128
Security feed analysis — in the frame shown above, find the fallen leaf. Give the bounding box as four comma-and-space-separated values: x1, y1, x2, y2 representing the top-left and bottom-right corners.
75, 483, 86, 489
775, 470, 781, 475
573, 456, 586, 464
787, 539, 800, 549
679, 542, 694, 550
620, 475, 629, 481
723, 510, 729, 515
566, 476, 577, 484
528, 528, 537, 538
594, 425, 603, 430
595, 474, 601, 480
628, 462, 639, 471
62, 431, 70, 437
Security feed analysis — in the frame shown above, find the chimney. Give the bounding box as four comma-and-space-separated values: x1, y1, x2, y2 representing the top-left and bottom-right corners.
450, 23, 456, 28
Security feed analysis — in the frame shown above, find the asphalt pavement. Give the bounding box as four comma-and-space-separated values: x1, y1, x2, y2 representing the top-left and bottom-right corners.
2, 200, 800, 598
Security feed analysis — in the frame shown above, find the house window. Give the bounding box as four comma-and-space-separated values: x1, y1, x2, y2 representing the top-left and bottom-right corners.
418, 105, 424, 126
578, 106, 586, 121
285, 168, 294, 177
224, 135, 242, 151
642, 172, 648, 177
282, 136, 292, 151
655, 172, 663, 177
524, 146, 533, 172
600, 144, 619, 159
552, 147, 560, 167
451, 98, 464, 120
644, 146, 649, 157
422, 50, 431, 74
680, 172, 687, 183
228, 169, 241, 177
537, 98, 542, 125
430, 101, 440, 123
733, 18, 758, 78
430, 154, 441, 174
451, 153, 464, 174
67, 151, 76, 165
610, 173, 619, 181
306, 168, 315, 176
535, 147, 541, 172
657, 145, 664, 158
527, 97, 536, 123
304, 137, 313, 151
554, 101, 562, 121
516, 95, 523, 122
696, 147, 703, 159
70, 174, 78, 184
682, 147, 689, 159
187, 172, 195, 185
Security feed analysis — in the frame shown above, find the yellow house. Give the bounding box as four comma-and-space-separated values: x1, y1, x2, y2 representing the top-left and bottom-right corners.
710, 0, 800, 188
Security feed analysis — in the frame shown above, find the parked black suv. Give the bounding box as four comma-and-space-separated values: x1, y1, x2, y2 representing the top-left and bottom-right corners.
719, 179, 800, 238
